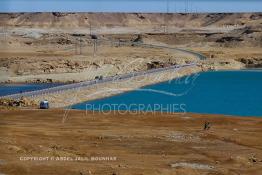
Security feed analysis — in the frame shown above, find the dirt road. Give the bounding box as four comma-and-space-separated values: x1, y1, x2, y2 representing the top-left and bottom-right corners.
0, 109, 262, 175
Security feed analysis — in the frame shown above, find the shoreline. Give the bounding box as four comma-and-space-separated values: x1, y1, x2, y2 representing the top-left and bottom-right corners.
1, 67, 262, 87
0, 66, 250, 107
65, 68, 262, 118
29, 65, 202, 108
2, 67, 262, 118
1, 66, 261, 111
2, 67, 262, 85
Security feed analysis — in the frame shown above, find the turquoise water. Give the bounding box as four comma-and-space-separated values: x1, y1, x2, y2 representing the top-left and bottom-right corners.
71, 70, 262, 117
0, 83, 64, 96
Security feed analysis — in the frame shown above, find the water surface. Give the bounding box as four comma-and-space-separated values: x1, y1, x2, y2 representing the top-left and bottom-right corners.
72, 70, 262, 117
0, 83, 64, 96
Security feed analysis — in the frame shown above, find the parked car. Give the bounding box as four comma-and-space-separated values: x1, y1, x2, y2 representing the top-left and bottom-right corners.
40, 100, 49, 109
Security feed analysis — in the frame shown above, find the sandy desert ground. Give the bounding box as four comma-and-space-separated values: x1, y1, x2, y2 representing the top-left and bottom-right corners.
0, 109, 262, 175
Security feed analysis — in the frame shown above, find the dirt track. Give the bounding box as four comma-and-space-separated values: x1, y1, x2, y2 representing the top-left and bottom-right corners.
0, 109, 262, 175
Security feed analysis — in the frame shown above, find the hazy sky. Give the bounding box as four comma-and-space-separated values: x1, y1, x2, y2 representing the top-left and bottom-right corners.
0, 0, 261, 13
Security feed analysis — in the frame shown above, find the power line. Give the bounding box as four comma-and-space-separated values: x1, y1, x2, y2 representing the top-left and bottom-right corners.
166, 0, 169, 13
185, 0, 189, 13
174, 1, 177, 13
164, 0, 170, 33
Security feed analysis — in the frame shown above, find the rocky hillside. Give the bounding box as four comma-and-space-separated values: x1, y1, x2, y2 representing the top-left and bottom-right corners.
0, 13, 261, 83
0, 12, 261, 28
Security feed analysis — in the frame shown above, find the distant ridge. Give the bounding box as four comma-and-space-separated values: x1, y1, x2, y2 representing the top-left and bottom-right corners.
0, 12, 261, 28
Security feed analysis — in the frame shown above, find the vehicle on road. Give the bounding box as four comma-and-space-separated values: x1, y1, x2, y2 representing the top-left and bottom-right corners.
40, 100, 49, 109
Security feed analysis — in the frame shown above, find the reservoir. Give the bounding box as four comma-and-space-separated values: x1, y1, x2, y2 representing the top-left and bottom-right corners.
0, 83, 63, 96
71, 70, 262, 117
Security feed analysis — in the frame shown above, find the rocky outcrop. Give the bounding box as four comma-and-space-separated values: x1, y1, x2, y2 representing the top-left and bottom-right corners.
238, 58, 262, 68
57, 38, 72, 45
216, 37, 243, 43
0, 97, 37, 107
199, 59, 245, 71
133, 34, 143, 43
52, 12, 68, 18
147, 61, 171, 69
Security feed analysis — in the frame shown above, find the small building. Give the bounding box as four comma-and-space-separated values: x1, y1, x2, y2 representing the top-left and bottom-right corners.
40, 100, 49, 109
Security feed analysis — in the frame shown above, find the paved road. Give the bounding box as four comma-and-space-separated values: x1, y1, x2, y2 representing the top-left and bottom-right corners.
0, 40, 206, 100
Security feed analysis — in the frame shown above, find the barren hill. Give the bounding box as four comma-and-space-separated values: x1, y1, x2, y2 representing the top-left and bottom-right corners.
0, 12, 261, 28
0, 12, 261, 83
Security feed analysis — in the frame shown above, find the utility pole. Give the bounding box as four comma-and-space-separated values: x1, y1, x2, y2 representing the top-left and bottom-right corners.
0, 26, 7, 43
190, 1, 193, 13
79, 36, 82, 55
89, 22, 92, 36
74, 37, 83, 55
185, 0, 189, 13
164, 0, 170, 33
75, 40, 78, 55
174, 1, 177, 13
167, 0, 169, 32
187, 0, 189, 13
4, 26, 7, 42
95, 39, 97, 52
93, 39, 97, 57
166, 0, 169, 14
93, 39, 95, 57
